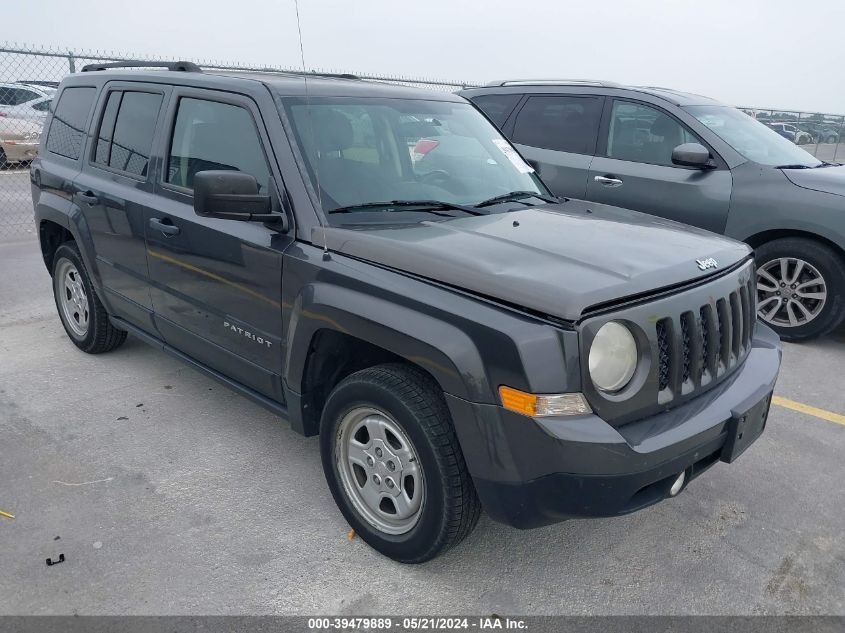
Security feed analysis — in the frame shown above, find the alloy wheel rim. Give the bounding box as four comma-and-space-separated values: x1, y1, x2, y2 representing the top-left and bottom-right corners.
756, 257, 827, 328
55, 260, 90, 337
335, 406, 424, 535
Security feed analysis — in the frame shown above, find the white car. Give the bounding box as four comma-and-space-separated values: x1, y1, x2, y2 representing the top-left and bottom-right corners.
0, 116, 42, 165
2, 95, 52, 121
0, 83, 53, 165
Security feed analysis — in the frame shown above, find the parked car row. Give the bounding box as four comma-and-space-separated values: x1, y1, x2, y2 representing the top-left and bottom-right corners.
0, 81, 54, 167
7, 71, 845, 342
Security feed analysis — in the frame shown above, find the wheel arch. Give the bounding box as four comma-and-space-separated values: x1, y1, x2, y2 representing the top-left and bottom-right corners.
745, 229, 845, 262
283, 284, 489, 436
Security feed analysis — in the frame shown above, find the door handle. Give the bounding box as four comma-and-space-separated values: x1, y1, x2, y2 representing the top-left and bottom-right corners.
149, 217, 181, 236
594, 175, 623, 187
78, 190, 99, 205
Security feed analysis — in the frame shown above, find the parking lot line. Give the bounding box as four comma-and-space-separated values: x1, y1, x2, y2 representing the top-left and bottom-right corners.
772, 395, 845, 426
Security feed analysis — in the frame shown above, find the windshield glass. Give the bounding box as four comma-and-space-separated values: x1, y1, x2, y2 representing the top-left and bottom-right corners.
685, 105, 821, 168
283, 97, 546, 219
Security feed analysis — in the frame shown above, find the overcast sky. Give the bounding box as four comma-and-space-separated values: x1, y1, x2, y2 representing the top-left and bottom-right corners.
6, 0, 844, 113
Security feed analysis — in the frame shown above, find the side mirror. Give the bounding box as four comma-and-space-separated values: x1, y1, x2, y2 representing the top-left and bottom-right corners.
671, 143, 715, 169
193, 170, 281, 223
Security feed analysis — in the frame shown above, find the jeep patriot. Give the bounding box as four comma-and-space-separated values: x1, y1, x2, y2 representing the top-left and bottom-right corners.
31, 62, 781, 562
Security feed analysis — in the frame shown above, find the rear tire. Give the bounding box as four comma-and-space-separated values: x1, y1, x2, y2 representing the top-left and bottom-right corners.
52, 242, 127, 354
755, 237, 845, 341
320, 364, 481, 563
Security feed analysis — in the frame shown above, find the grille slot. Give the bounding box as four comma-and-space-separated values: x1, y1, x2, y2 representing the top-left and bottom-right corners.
656, 319, 671, 392
680, 312, 693, 384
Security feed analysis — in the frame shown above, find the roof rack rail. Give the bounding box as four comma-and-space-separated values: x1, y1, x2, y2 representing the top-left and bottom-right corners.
486, 78, 622, 88
81, 61, 202, 73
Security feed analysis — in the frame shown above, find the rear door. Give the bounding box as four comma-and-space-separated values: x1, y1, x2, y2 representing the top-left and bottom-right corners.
505, 94, 603, 199
73, 83, 169, 331
585, 98, 732, 234
146, 87, 293, 402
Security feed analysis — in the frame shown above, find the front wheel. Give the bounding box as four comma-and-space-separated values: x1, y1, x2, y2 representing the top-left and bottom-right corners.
320, 364, 481, 563
755, 237, 845, 341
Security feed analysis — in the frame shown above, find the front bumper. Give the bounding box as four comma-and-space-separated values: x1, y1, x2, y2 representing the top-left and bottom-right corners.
446, 324, 781, 529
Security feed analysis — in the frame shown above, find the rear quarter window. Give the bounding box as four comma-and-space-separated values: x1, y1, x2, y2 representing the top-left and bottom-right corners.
45, 87, 96, 160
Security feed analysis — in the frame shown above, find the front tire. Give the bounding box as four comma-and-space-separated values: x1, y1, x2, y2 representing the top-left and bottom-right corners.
320, 364, 481, 563
52, 242, 127, 354
755, 237, 845, 341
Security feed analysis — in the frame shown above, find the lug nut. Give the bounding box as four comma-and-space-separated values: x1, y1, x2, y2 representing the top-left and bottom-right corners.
372, 474, 381, 485
366, 456, 374, 467
386, 478, 395, 489
386, 461, 395, 471
375, 447, 383, 458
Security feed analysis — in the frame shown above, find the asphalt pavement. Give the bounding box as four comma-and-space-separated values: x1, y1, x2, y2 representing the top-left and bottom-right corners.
0, 238, 843, 615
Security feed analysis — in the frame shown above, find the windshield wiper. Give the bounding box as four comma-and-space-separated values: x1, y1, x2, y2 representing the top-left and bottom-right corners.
775, 164, 812, 169
328, 200, 484, 216
474, 190, 559, 209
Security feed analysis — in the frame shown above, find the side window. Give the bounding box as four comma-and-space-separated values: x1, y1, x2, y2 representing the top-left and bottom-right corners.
606, 101, 700, 167
45, 87, 96, 160
13, 88, 41, 104
470, 94, 522, 128
511, 95, 602, 154
0, 87, 41, 105
167, 97, 271, 193
92, 91, 162, 177
32, 99, 52, 112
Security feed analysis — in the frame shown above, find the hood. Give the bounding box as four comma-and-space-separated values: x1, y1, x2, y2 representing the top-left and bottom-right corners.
322, 200, 751, 322
782, 164, 845, 197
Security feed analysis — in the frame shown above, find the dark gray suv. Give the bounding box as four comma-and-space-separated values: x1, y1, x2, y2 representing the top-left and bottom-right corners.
32, 65, 780, 562
461, 80, 845, 341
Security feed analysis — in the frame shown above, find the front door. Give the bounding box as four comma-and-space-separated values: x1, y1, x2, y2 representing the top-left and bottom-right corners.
585, 99, 732, 234
145, 87, 293, 402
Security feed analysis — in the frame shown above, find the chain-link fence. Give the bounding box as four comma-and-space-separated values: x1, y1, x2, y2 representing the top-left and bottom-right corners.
1, 42, 844, 241
0, 43, 479, 240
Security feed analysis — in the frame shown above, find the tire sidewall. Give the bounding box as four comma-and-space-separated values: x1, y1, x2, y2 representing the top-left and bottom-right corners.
319, 379, 449, 562
52, 244, 99, 349
755, 239, 845, 341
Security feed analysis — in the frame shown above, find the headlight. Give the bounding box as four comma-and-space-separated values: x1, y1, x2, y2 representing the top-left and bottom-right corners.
588, 321, 638, 392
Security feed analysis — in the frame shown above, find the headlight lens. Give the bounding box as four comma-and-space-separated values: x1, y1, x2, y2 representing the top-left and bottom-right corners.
588, 321, 638, 392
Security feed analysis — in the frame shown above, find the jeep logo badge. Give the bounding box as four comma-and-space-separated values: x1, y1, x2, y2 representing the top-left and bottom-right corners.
696, 257, 718, 271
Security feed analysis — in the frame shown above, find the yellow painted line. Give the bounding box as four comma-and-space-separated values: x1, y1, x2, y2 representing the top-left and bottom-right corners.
772, 396, 845, 427
0, 510, 15, 520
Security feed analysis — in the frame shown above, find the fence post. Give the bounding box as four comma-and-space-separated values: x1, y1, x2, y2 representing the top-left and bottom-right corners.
67, 51, 76, 73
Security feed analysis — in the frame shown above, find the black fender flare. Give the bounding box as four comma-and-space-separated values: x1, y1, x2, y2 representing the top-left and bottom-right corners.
283, 281, 492, 432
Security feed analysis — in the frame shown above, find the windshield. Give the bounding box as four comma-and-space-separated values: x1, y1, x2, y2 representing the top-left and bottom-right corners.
685, 105, 821, 168
283, 97, 547, 220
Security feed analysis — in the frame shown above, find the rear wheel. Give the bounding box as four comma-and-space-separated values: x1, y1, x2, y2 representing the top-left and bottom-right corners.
755, 237, 845, 341
320, 364, 481, 563
52, 242, 127, 353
